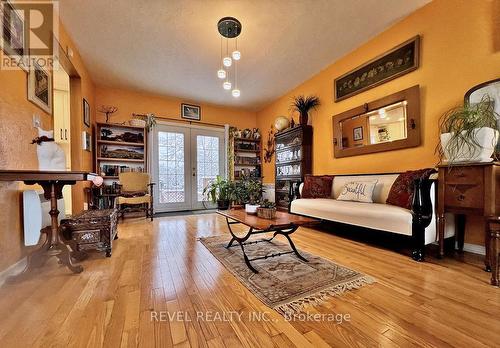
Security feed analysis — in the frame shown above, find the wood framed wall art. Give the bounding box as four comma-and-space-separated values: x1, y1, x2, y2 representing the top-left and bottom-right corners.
333, 85, 421, 158
334, 36, 420, 102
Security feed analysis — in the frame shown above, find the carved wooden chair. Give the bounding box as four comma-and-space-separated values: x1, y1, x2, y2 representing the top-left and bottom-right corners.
116, 172, 155, 221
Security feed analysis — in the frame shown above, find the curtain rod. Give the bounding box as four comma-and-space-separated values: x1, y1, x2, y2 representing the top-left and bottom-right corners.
133, 113, 226, 128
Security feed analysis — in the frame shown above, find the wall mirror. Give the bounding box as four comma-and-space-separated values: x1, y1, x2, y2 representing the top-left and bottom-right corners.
464, 78, 500, 155
333, 85, 420, 158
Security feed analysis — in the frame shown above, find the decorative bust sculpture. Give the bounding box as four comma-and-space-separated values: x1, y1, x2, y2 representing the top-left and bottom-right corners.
31, 128, 66, 171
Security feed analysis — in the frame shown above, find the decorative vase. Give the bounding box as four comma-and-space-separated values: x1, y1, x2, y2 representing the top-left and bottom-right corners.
440, 127, 499, 163
299, 112, 308, 125
245, 203, 260, 215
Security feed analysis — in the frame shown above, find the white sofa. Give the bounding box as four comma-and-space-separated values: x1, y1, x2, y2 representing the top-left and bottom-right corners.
290, 173, 455, 260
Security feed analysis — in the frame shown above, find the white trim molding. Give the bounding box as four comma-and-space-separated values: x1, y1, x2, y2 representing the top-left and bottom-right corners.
457, 242, 486, 256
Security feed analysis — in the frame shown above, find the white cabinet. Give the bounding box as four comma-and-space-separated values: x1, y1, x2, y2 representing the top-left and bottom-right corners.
54, 89, 70, 143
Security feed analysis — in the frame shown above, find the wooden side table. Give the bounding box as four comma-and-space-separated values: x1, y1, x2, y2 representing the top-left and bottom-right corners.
488, 216, 500, 286
437, 163, 499, 274
0, 170, 97, 274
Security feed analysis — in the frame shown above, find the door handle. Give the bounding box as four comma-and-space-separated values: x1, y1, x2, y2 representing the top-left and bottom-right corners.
65, 129, 68, 140
60, 129, 63, 140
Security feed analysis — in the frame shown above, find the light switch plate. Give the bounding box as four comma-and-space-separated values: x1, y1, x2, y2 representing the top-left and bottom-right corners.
32, 114, 41, 128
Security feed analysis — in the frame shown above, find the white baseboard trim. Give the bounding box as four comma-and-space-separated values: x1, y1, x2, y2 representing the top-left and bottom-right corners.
0, 257, 27, 288
456, 242, 486, 256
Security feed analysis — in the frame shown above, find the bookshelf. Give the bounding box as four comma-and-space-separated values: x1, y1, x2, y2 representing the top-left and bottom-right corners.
232, 135, 262, 181
95, 122, 148, 181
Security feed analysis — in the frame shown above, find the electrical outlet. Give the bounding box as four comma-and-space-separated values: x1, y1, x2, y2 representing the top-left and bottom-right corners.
32, 114, 41, 128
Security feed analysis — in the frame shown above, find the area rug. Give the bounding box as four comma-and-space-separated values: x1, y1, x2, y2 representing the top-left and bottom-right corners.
198, 235, 374, 316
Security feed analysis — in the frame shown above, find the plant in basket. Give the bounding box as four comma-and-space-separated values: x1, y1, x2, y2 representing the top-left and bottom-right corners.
257, 199, 276, 219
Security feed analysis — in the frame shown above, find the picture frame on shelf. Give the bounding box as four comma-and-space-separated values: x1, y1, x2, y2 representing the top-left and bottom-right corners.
1, 0, 29, 72
334, 36, 420, 102
181, 103, 201, 121
353, 126, 363, 141
83, 98, 90, 127
28, 60, 52, 114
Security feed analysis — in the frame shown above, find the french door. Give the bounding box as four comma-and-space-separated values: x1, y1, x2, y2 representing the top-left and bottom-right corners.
152, 123, 226, 212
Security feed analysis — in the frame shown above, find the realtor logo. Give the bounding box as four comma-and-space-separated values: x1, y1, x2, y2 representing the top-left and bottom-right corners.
0, 0, 58, 70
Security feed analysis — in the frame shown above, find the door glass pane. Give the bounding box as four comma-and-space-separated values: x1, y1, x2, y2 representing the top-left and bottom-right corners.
197, 135, 220, 202
158, 131, 185, 203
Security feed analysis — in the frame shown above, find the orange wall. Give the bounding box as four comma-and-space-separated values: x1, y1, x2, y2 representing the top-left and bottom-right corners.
95, 86, 257, 129
257, 0, 500, 244
0, 23, 95, 272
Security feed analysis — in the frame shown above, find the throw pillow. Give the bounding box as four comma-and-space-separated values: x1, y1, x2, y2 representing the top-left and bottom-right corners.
337, 180, 378, 203
301, 175, 334, 199
386, 168, 435, 210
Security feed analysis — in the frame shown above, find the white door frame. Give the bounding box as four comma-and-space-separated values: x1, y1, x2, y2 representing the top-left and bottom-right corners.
151, 121, 227, 212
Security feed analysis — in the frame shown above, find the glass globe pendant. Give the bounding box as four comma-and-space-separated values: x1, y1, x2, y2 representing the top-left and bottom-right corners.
232, 89, 240, 97
232, 50, 241, 60
223, 81, 232, 90
217, 69, 226, 79
223, 57, 232, 67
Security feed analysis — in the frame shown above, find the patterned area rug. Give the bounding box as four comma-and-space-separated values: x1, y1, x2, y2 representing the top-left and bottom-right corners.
199, 235, 374, 315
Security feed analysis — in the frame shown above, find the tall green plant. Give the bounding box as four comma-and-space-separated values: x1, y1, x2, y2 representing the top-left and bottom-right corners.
203, 176, 231, 203
437, 95, 499, 163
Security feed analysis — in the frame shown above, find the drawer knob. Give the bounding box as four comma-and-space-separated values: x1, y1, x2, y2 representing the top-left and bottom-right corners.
457, 194, 466, 201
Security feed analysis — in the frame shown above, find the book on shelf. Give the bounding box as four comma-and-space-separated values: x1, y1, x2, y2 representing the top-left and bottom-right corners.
101, 164, 145, 177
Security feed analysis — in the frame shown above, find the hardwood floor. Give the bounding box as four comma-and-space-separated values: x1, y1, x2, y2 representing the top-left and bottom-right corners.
0, 213, 499, 347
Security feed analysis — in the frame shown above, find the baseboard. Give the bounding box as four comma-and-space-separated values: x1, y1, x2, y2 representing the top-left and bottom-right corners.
0, 257, 27, 288
456, 242, 486, 256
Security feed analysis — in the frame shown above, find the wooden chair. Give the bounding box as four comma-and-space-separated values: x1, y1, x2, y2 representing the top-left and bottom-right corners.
116, 172, 155, 221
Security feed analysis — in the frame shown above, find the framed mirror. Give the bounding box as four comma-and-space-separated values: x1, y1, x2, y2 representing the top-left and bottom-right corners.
464, 78, 500, 155
333, 85, 420, 158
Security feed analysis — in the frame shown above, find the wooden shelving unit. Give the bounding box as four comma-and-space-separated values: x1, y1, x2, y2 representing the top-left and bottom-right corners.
94, 123, 148, 183
274, 125, 312, 211
231, 135, 262, 181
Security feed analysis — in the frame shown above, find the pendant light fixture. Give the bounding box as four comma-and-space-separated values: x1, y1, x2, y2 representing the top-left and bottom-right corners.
217, 17, 242, 96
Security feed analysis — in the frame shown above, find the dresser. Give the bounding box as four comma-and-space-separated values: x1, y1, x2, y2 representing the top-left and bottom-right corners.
437, 163, 500, 274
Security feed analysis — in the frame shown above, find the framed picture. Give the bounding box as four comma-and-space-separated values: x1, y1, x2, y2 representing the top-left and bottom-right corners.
334, 36, 420, 102
353, 126, 363, 141
28, 60, 52, 114
82, 131, 91, 152
1, 0, 29, 71
83, 98, 90, 127
181, 103, 201, 121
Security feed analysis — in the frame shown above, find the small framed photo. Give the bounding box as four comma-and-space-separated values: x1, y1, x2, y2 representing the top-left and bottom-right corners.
82, 131, 91, 152
1, 0, 29, 71
353, 126, 363, 141
83, 98, 90, 127
28, 60, 52, 114
181, 103, 201, 121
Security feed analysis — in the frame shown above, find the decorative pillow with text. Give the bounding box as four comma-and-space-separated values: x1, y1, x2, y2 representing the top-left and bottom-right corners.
337, 180, 378, 203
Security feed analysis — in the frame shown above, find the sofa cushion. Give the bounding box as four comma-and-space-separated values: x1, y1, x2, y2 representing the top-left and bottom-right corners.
337, 180, 378, 203
301, 175, 334, 199
386, 168, 435, 210
332, 174, 399, 203
290, 198, 413, 236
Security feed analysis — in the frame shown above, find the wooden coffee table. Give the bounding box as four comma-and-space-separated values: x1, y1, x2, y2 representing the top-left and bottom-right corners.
217, 208, 319, 273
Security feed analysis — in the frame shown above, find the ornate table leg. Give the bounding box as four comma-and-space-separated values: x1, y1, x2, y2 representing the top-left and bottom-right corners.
224, 218, 258, 273
490, 223, 500, 286
275, 227, 308, 262
43, 181, 83, 274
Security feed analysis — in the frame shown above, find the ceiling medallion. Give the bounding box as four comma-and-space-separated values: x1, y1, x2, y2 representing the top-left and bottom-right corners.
217, 17, 242, 98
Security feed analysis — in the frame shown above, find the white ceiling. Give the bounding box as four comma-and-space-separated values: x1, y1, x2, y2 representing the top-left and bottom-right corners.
59, 0, 429, 111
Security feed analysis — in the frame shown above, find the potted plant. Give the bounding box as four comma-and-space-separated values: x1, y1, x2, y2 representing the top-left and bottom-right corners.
229, 180, 248, 208
244, 177, 264, 214
203, 176, 231, 210
439, 95, 499, 164
257, 199, 276, 219
291, 95, 320, 125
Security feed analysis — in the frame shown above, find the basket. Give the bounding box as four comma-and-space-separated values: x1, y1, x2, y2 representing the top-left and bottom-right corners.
257, 207, 276, 219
